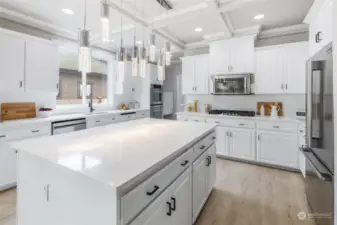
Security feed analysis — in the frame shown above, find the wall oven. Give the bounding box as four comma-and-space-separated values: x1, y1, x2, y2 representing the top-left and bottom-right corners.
212, 74, 252, 95
300, 43, 333, 225
150, 105, 163, 119
150, 84, 163, 105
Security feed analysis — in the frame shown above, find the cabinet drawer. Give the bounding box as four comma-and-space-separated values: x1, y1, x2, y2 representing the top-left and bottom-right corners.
136, 111, 149, 119
193, 132, 215, 159
0, 125, 50, 142
188, 116, 205, 123
24, 125, 51, 138
206, 118, 255, 129
256, 121, 297, 132
121, 147, 193, 224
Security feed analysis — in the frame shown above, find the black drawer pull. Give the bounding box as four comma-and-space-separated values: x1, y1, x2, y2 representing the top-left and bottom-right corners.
239, 123, 245, 126
212, 136, 216, 140
200, 145, 206, 150
206, 156, 211, 167
272, 125, 280, 129
166, 202, 172, 216
209, 156, 212, 165
181, 160, 189, 166
31, 130, 40, 133
112, 118, 116, 120
96, 120, 101, 123
146, 185, 159, 196
214, 121, 220, 124
171, 197, 176, 211
0, 135, 6, 138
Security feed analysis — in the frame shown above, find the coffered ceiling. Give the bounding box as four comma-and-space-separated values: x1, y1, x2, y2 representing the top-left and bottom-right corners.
0, 0, 314, 53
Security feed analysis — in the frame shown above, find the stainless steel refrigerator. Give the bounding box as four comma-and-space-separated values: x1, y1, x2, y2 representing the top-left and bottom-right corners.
300, 42, 334, 225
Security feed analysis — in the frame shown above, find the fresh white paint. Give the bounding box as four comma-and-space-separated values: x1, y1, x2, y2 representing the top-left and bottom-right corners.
209, 35, 255, 75
255, 42, 309, 94
181, 54, 209, 94
15, 119, 216, 225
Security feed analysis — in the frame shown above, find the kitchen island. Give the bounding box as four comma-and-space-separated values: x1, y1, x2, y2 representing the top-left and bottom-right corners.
14, 119, 216, 225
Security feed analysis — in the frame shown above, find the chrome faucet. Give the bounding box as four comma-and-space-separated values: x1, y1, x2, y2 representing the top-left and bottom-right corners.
88, 93, 95, 113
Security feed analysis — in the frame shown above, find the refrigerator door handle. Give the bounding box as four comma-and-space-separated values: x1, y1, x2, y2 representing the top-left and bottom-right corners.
303, 150, 333, 182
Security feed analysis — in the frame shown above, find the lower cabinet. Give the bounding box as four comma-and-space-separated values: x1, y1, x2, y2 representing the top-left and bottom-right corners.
130, 167, 192, 225
229, 128, 255, 161
192, 144, 216, 223
256, 131, 298, 168
216, 127, 229, 156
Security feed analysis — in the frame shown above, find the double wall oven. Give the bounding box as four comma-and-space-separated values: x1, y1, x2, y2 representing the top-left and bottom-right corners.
300, 43, 333, 225
150, 84, 163, 119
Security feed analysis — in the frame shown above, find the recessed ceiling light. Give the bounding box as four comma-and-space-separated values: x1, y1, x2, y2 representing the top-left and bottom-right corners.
195, 27, 203, 32
62, 9, 74, 15
254, 14, 265, 20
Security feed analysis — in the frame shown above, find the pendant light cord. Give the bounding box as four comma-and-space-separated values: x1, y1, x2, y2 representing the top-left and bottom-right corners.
133, 0, 136, 45
84, 0, 87, 29
120, 0, 123, 48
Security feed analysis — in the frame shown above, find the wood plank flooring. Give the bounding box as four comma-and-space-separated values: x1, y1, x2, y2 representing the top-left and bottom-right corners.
0, 158, 315, 225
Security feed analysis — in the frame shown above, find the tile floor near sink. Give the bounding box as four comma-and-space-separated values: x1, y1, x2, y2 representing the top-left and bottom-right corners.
0, 159, 315, 225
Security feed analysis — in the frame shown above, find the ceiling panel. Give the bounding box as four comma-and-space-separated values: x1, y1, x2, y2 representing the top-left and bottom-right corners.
165, 11, 225, 43
228, 0, 314, 30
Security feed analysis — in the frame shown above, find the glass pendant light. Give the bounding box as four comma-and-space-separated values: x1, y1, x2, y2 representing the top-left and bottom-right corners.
149, 1, 156, 62
131, 0, 138, 77
138, 0, 147, 78
101, 0, 110, 42
164, 41, 171, 66
116, 0, 125, 82
157, 50, 165, 81
78, 0, 91, 73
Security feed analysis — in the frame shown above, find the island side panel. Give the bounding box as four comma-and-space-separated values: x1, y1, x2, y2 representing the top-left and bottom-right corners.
17, 150, 119, 225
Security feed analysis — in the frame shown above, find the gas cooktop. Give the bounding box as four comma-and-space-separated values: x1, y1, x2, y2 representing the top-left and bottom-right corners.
208, 110, 255, 117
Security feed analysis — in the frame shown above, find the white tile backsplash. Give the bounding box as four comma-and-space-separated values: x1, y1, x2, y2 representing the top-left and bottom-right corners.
184, 94, 305, 118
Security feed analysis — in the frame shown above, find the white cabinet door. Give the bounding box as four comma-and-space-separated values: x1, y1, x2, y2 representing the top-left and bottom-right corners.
192, 154, 208, 222
216, 126, 229, 156
255, 47, 285, 94
209, 40, 230, 74
206, 144, 216, 196
284, 42, 309, 94
230, 36, 255, 74
257, 131, 298, 168
229, 128, 255, 161
0, 142, 17, 191
181, 57, 195, 94
194, 54, 209, 94
149, 64, 163, 85
170, 168, 192, 225
0, 32, 25, 92
25, 40, 59, 92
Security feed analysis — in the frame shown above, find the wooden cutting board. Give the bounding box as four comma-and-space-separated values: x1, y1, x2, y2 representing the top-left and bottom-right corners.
256, 102, 284, 116
1, 102, 37, 121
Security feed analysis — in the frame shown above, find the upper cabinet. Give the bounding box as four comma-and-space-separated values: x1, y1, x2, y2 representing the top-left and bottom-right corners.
0, 29, 59, 94
0, 32, 25, 93
25, 40, 59, 93
209, 35, 255, 75
150, 64, 163, 85
305, 0, 332, 56
181, 54, 209, 95
255, 42, 309, 94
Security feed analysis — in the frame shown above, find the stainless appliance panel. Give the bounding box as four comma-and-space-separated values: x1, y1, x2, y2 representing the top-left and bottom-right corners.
212, 74, 252, 95
150, 105, 163, 119
52, 118, 87, 135
302, 149, 333, 225
150, 84, 163, 105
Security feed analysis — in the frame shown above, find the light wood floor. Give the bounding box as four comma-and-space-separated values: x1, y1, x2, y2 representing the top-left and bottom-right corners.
0, 159, 315, 225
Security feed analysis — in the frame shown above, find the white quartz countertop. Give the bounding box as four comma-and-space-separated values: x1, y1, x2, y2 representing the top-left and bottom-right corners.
13, 119, 215, 189
177, 111, 303, 123
0, 108, 149, 127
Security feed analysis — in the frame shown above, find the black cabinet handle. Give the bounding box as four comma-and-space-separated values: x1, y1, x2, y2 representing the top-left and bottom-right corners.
96, 120, 101, 123
209, 156, 212, 165
171, 197, 176, 211
181, 160, 189, 166
206, 156, 211, 167
212, 136, 216, 140
166, 202, 172, 216
200, 145, 206, 150
146, 185, 159, 196
31, 130, 40, 133
0, 135, 6, 138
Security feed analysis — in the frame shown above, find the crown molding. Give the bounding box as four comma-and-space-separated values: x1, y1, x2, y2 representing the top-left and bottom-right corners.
234, 24, 261, 37
304, 0, 332, 24
259, 24, 309, 39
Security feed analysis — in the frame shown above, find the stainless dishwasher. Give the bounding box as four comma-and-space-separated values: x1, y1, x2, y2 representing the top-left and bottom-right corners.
52, 118, 87, 135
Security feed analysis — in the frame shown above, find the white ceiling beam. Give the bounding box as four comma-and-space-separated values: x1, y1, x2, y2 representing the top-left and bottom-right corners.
105, 0, 185, 50
217, 0, 267, 12
207, 0, 233, 38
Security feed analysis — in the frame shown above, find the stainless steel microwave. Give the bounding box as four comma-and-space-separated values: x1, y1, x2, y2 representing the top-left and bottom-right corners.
212, 74, 252, 95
